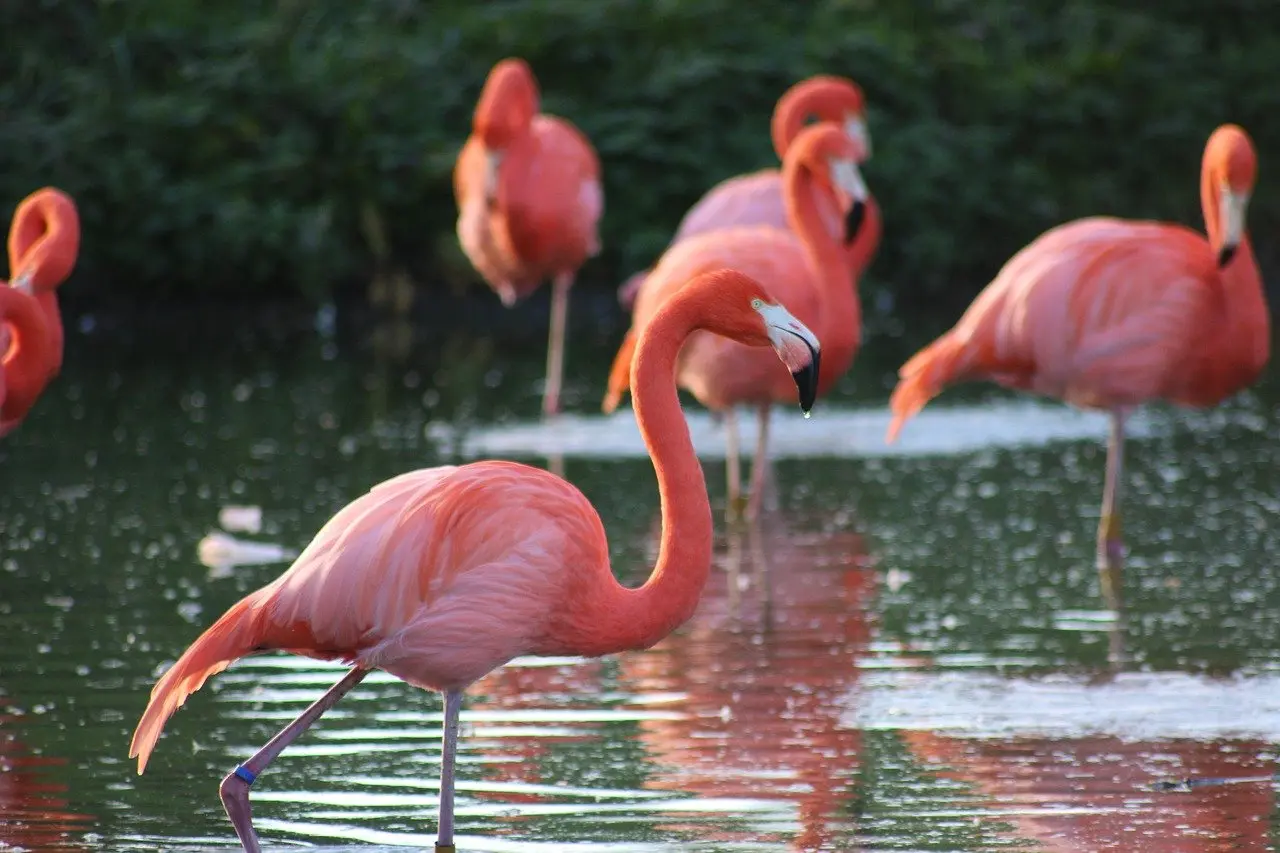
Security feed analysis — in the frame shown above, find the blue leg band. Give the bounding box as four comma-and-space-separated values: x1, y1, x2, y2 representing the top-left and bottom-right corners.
233, 764, 257, 785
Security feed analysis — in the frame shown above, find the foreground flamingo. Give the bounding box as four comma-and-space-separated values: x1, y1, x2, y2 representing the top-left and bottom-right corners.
618, 74, 880, 309
6, 188, 80, 380
886, 124, 1268, 610
128, 268, 821, 852
604, 123, 867, 520
454, 57, 603, 417
0, 285, 55, 437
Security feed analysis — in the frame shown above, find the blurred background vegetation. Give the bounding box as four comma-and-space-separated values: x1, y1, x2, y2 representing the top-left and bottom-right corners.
3, 0, 1277, 340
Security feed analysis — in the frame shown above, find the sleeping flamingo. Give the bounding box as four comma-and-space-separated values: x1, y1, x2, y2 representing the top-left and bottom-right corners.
128, 269, 821, 853
618, 74, 880, 310
6, 188, 80, 381
454, 57, 603, 418
0, 284, 56, 438
603, 123, 868, 521
886, 124, 1268, 611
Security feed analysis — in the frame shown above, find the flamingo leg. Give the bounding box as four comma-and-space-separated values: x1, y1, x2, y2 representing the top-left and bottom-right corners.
435, 688, 464, 851
543, 273, 572, 418
745, 402, 774, 521
219, 666, 370, 852
724, 408, 744, 521
1096, 409, 1127, 611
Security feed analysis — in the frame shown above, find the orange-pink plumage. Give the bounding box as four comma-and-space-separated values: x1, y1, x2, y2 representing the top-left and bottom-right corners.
454, 57, 603, 417
128, 268, 822, 851
886, 124, 1267, 610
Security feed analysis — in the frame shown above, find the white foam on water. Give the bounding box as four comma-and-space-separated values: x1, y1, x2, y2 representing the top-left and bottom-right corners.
429, 401, 1154, 461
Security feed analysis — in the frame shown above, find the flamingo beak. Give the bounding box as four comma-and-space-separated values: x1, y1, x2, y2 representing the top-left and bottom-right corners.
844, 114, 871, 160
830, 158, 869, 245
1217, 186, 1247, 269
483, 149, 502, 208
756, 302, 821, 415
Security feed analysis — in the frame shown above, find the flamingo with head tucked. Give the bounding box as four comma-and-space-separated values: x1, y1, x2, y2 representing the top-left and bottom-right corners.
886, 124, 1268, 612
454, 57, 604, 418
128, 268, 820, 853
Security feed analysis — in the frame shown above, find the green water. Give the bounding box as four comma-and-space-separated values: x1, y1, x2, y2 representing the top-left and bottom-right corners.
3, 310, 1280, 852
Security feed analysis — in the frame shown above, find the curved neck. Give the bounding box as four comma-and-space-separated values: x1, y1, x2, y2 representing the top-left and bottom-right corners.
9, 190, 80, 291
1199, 162, 1268, 380
847, 194, 882, 278
0, 287, 53, 419
592, 298, 714, 652
783, 160, 857, 386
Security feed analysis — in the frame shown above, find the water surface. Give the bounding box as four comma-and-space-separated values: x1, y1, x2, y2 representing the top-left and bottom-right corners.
2, 313, 1279, 851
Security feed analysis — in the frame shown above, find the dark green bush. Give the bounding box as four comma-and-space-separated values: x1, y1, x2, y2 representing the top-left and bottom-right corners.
2, 0, 1278, 329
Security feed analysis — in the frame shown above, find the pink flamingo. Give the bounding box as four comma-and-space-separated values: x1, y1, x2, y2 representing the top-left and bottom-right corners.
886, 124, 1268, 609
127, 269, 821, 853
454, 57, 604, 418
603, 123, 868, 521
0, 285, 55, 438
618, 74, 881, 310
6, 188, 80, 381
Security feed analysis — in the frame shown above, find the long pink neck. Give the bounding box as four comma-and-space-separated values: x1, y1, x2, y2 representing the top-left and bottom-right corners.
592, 294, 713, 652
0, 287, 53, 420
9, 190, 80, 292
783, 159, 857, 390
1199, 162, 1269, 381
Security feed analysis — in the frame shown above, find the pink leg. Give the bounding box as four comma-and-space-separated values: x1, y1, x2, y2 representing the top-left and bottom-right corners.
219, 666, 369, 852
435, 688, 464, 851
1097, 409, 1127, 611
543, 273, 572, 418
723, 408, 743, 521
745, 403, 773, 522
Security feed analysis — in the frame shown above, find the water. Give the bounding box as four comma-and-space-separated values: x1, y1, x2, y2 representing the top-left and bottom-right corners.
3, 310, 1280, 852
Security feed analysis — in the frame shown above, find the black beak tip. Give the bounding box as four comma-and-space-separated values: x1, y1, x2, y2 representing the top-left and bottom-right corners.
1218, 244, 1238, 269
791, 347, 821, 414
843, 200, 867, 245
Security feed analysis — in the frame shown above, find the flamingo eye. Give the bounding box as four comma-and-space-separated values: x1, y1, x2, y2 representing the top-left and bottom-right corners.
750, 298, 764, 310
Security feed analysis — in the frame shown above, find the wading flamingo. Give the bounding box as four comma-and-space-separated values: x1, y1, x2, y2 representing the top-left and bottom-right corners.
603, 123, 867, 521
127, 268, 821, 853
454, 57, 603, 417
0, 285, 55, 437
886, 124, 1268, 611
618, 74, 880, 310
6, 188, 80, 380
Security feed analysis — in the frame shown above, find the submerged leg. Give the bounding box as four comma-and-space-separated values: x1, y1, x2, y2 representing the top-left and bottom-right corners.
435, 688, 465, 852
745, 403, 774, 522
1096, 409, 1127, 612
220, 666, 370, 852
724, 408, 744, 521
543, 273, 572, 418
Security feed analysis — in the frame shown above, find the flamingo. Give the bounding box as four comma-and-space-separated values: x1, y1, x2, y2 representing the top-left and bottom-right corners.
6, 188, 80, 381
454, 57, 603, 418
127, 268, 821, 853
885, 124, 1268, 611
0, 284, 56, 438
603, 123, 868, 521
617, 74, 881, 310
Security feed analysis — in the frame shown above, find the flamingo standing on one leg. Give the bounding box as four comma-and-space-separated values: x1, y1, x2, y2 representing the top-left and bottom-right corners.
454, 57, 604, 418
6, 188, 80, 381
127, 269, 821, 853
603, 123, 868, 522
885, 124, 1268, 612
617, 74, 881, 310
0, 285, 56, 438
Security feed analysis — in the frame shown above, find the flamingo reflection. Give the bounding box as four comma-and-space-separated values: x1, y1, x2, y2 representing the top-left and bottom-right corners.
619, 518, 875, 849
900, 727, 1275, 851
0, 711, 94, 849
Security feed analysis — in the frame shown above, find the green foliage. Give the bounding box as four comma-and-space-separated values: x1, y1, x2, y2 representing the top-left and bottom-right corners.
2, 0, 1278, 325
